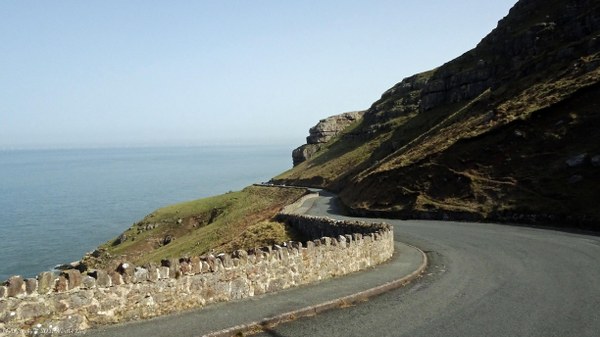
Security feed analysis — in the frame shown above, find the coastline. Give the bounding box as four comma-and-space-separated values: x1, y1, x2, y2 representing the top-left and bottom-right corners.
0, 145, 293, 280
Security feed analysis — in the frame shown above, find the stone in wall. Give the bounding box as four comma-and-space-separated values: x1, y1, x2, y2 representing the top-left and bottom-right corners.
5, 276, 25, 298
37, 272, 55, 294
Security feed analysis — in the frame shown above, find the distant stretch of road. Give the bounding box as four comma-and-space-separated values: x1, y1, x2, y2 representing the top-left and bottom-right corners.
258, 191, 600, 337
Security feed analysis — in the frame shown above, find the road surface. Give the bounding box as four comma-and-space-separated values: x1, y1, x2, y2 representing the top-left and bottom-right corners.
256, 191, 600, 337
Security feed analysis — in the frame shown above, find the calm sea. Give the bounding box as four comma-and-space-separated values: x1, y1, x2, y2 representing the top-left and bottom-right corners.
0, 145, 293, 280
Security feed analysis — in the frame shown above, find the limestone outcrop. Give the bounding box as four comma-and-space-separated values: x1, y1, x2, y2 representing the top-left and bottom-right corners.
292, 111, 364, 166
292, 144, 321, 166
419, 0, 600, 111
306, 111, 364, 144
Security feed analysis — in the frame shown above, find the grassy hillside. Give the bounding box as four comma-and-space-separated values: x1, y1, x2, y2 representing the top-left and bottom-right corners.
344, 81, 600, 223
275, 0, 600, 230
85, 186, 307, 269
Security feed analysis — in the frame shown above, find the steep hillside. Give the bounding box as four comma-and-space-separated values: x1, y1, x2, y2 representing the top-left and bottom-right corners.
275, 0, 600, 229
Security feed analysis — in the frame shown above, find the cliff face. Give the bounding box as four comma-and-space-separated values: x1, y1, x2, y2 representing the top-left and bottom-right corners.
276, 0, 600, 229
418, 0, 600, 112
292, 111, 364, 166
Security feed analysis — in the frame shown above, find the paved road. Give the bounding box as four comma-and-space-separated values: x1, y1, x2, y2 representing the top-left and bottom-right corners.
257, 191, 600, 337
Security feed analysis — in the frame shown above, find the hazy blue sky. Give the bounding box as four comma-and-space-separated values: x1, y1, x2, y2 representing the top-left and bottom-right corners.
1, 1, 517, 149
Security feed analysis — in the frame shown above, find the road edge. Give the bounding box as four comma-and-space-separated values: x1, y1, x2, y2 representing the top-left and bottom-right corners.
203, 243, 428, 337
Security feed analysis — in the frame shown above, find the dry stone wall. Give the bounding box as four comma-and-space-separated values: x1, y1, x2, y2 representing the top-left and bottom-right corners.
0, 213, 393, 336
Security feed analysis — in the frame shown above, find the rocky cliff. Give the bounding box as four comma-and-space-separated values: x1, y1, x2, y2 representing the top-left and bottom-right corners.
419, 0, 600, 112
276, 0, 600, 230
292, 111, 364, 166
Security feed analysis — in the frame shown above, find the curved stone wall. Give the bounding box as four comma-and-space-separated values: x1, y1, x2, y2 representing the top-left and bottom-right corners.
0, 213, 393, 336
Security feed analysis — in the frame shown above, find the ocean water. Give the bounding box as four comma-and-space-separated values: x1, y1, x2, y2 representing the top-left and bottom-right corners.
0, 145, 293, 281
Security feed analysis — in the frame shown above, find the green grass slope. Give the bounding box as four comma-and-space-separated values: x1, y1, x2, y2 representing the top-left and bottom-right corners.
85, 186, 307, 269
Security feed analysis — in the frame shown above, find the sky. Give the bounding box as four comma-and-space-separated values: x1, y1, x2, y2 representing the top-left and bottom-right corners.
1, 1, 517, 150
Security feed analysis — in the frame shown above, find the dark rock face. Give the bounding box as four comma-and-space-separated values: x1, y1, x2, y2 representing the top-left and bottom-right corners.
419, 0, 600, 112
420, 60, 493, 111
362, 72, 430, 136
362, 0, 600, 119
292, 144, 321, 166
161, 234, 174, 246
292, 111, 364, 166
113, 233, 128, 245
566, 153, 589, 167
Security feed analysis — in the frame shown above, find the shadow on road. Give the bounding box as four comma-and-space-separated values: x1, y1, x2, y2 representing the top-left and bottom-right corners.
260, 326, 287, 337
316, 190, 347, 216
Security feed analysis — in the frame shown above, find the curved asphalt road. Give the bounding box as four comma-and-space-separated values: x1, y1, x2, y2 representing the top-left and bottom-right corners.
257, 191, 600, 337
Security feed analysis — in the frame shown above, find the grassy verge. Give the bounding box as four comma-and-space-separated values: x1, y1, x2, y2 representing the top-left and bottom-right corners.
85, 186, 307, 269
